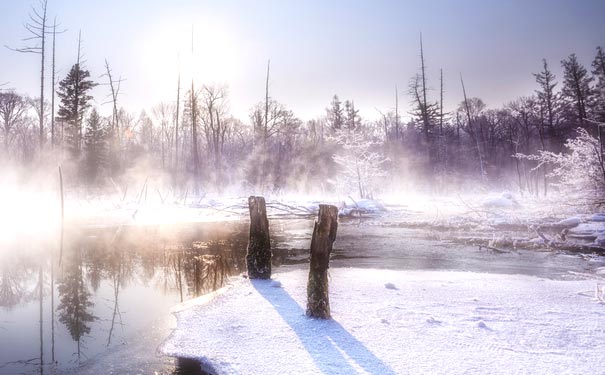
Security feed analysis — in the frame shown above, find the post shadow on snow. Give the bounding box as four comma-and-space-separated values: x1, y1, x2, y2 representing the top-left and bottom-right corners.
251, 279, 397, 375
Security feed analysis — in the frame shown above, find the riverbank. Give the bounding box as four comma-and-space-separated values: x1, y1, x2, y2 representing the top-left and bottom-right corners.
161, 267, 605, 375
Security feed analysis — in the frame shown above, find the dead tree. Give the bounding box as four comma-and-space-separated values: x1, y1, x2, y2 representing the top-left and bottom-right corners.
190, 27, 201, 193
306, 204, 338, 319
460, 74, 487, 182
102, 59, 124, 174
50, 18, 57, 147
0, 91, 27, 154
49, 18, 65, 150
395, 84, 400, 141
7, 0, 49, 151
246, 196, 271, 279
174, 56, 181, 187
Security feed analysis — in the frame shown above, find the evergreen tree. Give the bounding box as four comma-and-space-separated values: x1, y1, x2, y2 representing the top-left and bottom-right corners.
326, 95, 343, 131
561, 54, 593, 128
56, 63, 96, 157
344, 100, 360, 131
83, 108, 108, 183
533, 59, 560, 144
592, 46, 605, 123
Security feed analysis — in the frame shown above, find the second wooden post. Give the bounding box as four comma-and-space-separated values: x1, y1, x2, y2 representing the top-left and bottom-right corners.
306, 204, 338, 319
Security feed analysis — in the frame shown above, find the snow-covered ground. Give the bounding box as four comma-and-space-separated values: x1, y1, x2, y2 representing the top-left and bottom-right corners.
161, 267, 605, 375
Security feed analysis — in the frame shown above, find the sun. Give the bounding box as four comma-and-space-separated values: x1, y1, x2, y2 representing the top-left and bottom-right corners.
141, 19, 242, 103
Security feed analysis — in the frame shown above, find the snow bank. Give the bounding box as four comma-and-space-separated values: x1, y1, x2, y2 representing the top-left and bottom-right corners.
160, 268, 604, 375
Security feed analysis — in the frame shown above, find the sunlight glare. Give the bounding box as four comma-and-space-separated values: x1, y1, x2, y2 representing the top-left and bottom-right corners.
0, 188, 60, 247
140, 19, 242, 105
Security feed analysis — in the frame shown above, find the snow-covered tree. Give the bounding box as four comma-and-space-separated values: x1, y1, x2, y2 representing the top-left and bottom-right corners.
516, 127, 605, 206
332, 129, 388, 199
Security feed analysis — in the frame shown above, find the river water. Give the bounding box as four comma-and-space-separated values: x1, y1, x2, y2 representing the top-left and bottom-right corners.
1, 218, 603, 375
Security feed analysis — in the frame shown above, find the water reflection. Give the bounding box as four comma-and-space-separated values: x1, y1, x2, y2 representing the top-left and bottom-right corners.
57, 246, 95, 359
1, 219, 603, 375
0, 222, 249, 375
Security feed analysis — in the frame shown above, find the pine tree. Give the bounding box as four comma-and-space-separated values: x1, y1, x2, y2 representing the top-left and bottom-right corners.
561, 54, 593, 129
344, 100, 360, 131
534, 59, 560, 143
592, 46, 605, 123
83, 109, 108, 183
326, 95, 344, 131
56, 63, 96, 157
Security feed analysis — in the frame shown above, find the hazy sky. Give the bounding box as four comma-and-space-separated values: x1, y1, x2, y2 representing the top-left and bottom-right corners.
0, 0, 604, 122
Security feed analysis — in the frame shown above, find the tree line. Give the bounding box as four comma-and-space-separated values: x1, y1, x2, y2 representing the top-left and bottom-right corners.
2, 2, 604, 202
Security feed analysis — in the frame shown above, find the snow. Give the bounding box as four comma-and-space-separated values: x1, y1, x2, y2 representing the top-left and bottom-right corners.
481, 192, 519, 209
556, 216, 582, 227
160, 268, 605, 375
590, 213, 605, 222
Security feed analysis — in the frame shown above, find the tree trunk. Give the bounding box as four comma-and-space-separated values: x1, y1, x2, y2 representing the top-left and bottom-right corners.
246, 196, 271, 279
306, 204, 338, 319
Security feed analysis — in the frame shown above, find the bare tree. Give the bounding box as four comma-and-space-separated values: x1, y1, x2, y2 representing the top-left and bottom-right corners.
50, 18, 66, 148
200, 85, 229, 188
6, 0, 50, 151
264, 59, 270, 147
394, 85, 400, 141
102, 59, 125, 174
0, 91, 28, 154
460, 75, 487, 182
190, 26, 201, 193
152, 102, 175, 170
174, 56, 181, 185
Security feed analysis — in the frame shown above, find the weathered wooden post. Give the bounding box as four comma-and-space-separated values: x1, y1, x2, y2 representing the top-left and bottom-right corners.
246, 196, 272, 279
306, 204, 338, 319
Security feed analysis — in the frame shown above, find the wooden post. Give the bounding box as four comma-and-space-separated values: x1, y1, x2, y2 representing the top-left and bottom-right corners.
246, 196, 271, 279
306, 204, 338, 319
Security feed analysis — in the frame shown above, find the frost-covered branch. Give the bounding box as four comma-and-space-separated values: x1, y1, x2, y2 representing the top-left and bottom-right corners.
515, 128, 605, 205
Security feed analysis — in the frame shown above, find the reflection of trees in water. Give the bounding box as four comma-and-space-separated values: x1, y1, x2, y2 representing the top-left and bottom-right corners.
0, 262, 25, 309
164, 235, 247, 299
78, 232, 135, 348
57, 245, 96, 359
0, 251, 39, 310
105, 244, 128, 347
166, 249, 234, 299
1, 222, 250, 369
190, 254, 233, 297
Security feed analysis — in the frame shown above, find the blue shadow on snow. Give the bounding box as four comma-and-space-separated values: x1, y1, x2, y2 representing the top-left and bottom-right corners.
251, 279, 398, 375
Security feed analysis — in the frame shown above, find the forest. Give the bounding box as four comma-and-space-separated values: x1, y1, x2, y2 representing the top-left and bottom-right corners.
1, 1, 604, 210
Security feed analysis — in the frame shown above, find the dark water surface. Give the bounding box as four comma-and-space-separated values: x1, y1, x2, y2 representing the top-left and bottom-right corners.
1, 218, 603, 374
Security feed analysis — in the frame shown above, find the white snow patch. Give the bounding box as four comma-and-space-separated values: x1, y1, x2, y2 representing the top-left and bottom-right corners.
160, 268, 605, 375
481, 192, 519, 209
556, 216, 582, 227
